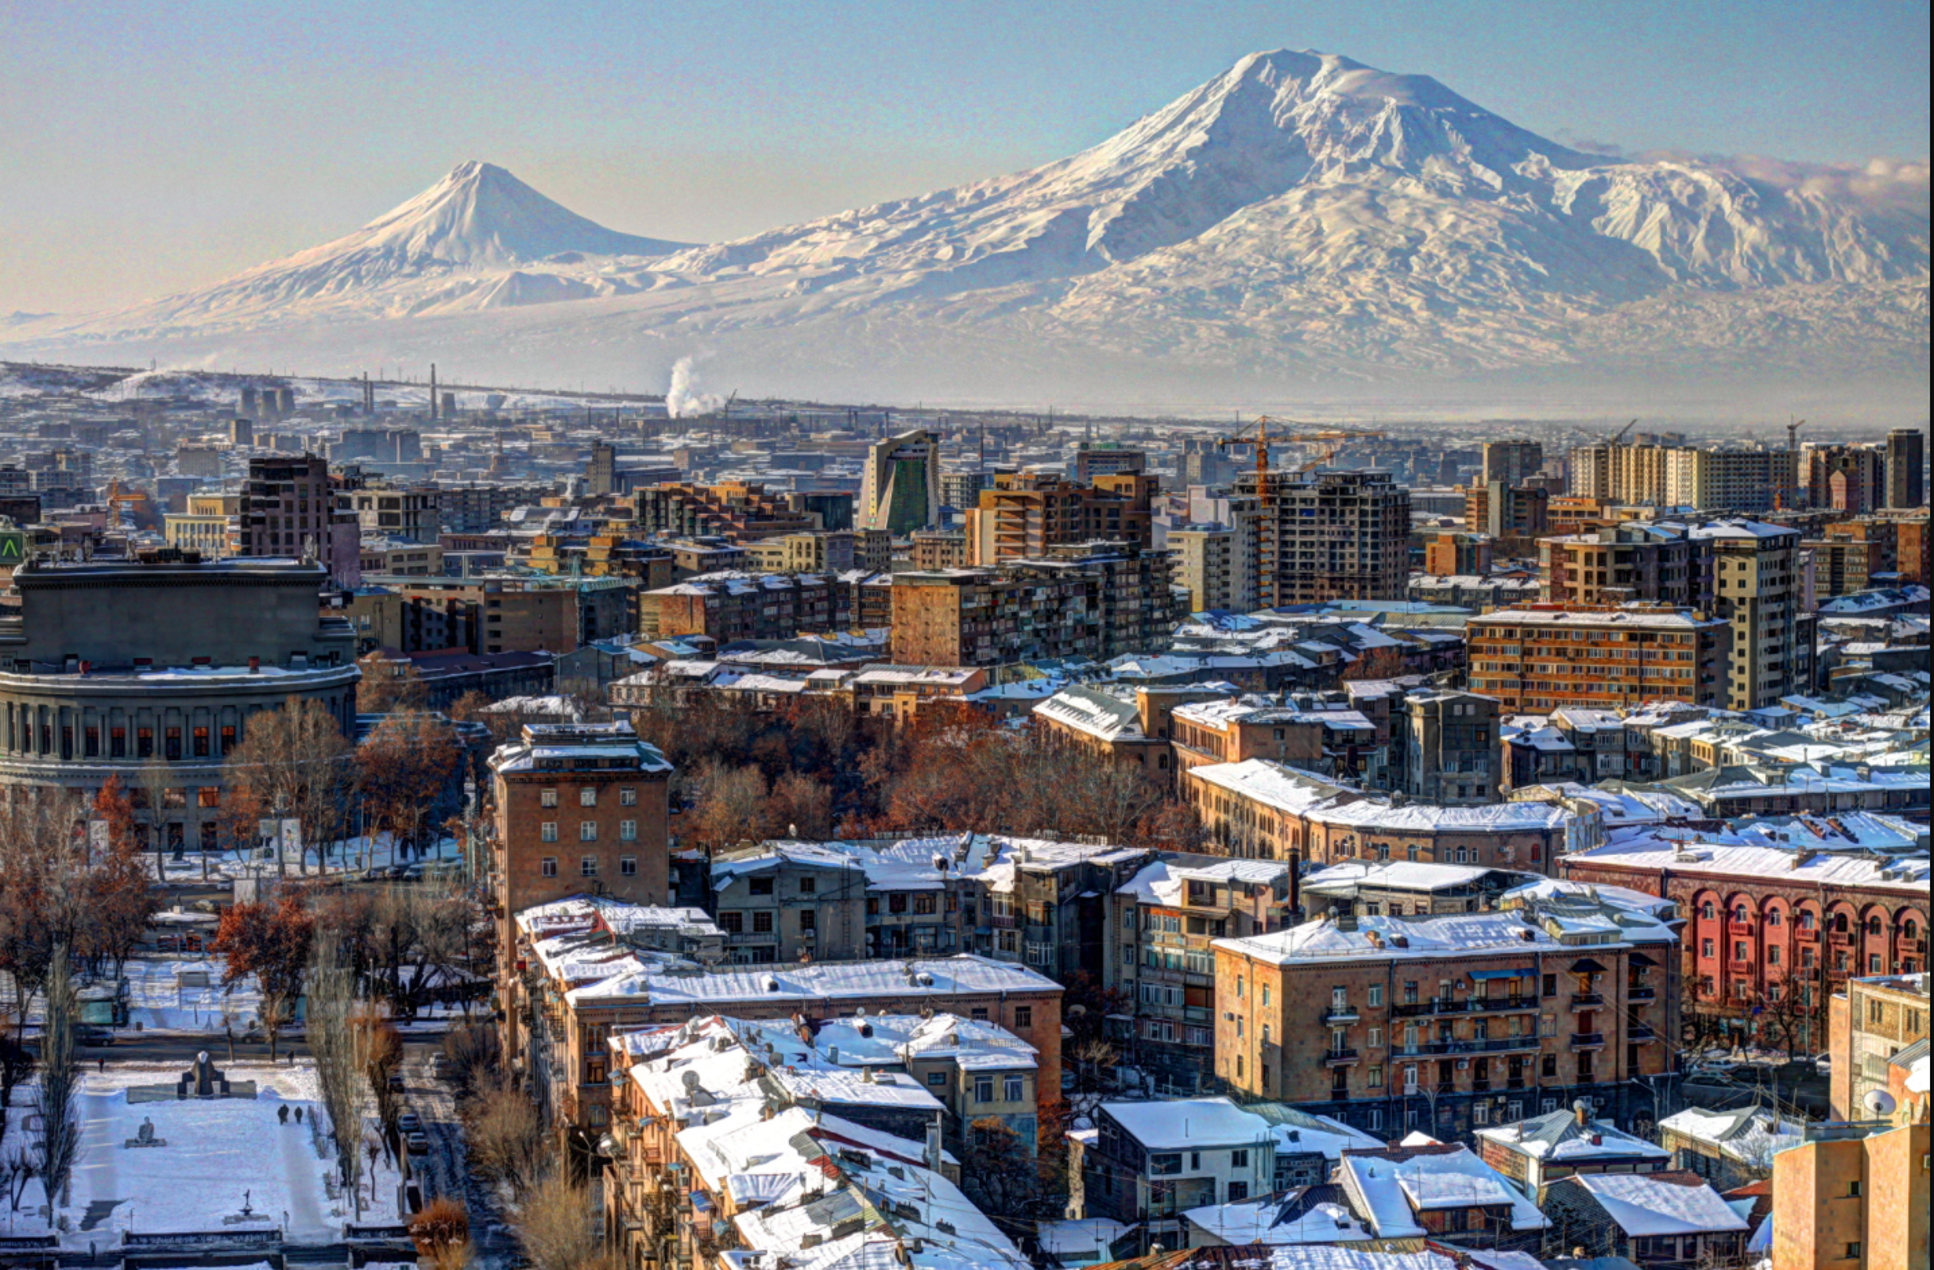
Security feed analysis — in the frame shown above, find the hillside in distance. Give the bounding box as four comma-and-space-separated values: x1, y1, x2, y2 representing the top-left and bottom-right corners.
8, 50, 1927, 413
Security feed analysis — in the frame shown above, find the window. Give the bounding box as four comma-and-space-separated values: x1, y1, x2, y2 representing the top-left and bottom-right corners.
1845, 1244, 1861, 1260
586, 1059, 607, 1084
1368, 1027, 1383, 1049
1368, 1109, 1382, 1130
1014, 1006, 1032, 1029
579, 821, 598, 842
164, 726, 182, 760
1848, 1180, 1862, 1198
1767, 909, 1782, 927
753, 911, 774, 933
799, 875, 817, 895
1227, 1181, 1249, 1203
974, 1076, 994, 1104
541, 822, 558, 843
1474, 1102, 1490, 1126
889, 893, 908, 915
1768, 946, 1781, 966
1368, 984, 1384, 1007
619, 819, 637, 841
581, 856, 598, 877
1702, 939, 1715, 958
1542, 1054, 1558, 1078
192, 726, 210, 757
915, 894, 937, 915
1230, 1149, 1249, 1168
1367, 1065, 1383, 1087
719, 912, 743, 933
620, 856, 637, 877
926, 1071, 946, 1087
1004, 1075, 1024, 1102
749, 877, 774, 896
971, 1008, 988, 1021
541, 788, 558, 808
799, 910, 816, 931
1147, 1153, 1181, 1176
541, 857, 558, 878
1403, 981, 1418, 1004
619, 787, 637, 806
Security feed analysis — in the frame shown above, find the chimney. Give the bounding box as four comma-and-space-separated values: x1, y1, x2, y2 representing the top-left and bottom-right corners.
248, 656, 260, 673
1575, 1099, 1590, 1127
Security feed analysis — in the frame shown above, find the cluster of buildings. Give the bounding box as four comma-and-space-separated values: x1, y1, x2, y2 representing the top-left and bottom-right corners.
1, 376, 1926, 1270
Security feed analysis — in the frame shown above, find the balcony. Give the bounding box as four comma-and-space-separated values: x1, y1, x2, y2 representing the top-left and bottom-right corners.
727, 931, 778, 945
1796, 927, 1819, 942
1729, 960, 1754, 973
1472, 1079, 1492, 1092
1469, 996, 1540, 1014
1627, 985, 1657, 1003
1322, 1005, 1361, 1023
1392, 999, 1468, 1018
1729, 921, 1754, 936
1570, 1032, 1606, 1050
1394, 1035, 1542, 1057
1628, 1026, 1658, 1042
1569, 993, 1604, 1010
1828, 931, 1854, 946
1324, 1049, 1360, 1066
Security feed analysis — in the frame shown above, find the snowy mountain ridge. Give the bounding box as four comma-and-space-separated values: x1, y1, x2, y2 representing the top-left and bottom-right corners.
6, 48, 1925, 408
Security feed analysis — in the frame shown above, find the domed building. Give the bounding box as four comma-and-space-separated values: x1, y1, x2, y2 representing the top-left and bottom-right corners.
0, 554, 358, 852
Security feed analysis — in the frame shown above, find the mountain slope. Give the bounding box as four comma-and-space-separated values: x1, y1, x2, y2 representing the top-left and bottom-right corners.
68, 161, 691, 330
8, 51, 1925, 408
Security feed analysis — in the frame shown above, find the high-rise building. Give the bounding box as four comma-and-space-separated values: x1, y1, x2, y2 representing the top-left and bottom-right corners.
1537, 519, 1801, 710
965, 471, 1157, 565
1665, 448, 1792, 512
1482, 439, 1544, 487
232, 454, 361, 588
1233, 469, 1410, 606
586, 441, 617, 496
859, 429, 941, 534
1171, 521, 1256, 614
1805, 444, 1887, 513
1073, 445, 1147, 482
1467, 605, 1732, 713
1466, 481, 1549, 548
1886, 427, 1926, 509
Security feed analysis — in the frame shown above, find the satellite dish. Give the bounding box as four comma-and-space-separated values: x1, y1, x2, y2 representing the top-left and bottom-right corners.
681, 1070, 701, 1092
1862, 1089, 1897, 1117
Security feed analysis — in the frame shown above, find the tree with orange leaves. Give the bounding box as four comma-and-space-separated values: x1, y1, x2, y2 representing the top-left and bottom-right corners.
211, 894, 314, 1059
81, 777, 157, 979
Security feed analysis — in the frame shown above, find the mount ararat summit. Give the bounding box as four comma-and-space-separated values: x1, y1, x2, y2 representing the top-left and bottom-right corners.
10, 50, 1927, 411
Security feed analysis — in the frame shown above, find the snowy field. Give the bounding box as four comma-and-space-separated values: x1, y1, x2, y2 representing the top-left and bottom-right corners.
26, 1063, 405, 1244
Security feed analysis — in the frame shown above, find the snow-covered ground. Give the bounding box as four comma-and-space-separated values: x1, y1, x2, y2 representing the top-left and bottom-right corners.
148, 832, 467, 885
12, 1063, 405, 1245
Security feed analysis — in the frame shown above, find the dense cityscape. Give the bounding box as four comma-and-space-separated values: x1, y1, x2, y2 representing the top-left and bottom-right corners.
0, 362, 1920, 1270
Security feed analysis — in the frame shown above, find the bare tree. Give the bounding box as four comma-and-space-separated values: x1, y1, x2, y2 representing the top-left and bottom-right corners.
0, 792, 88, 1030
223, 695, 351, 876
463, 1079, 546, 1198
35, 947, 81, 1207
137, 755, 174, 878
410, 1195, 474, 1270
309, 934, 372, 1216
513, 1171, 615, 1270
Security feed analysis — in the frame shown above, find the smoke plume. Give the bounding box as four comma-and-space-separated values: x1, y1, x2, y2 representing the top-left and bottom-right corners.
665, 355, 725, 418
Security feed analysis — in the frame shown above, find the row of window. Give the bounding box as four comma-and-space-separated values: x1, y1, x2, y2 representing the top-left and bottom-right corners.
539, 786, 640, 807
538, 821, 641, 842
538, 856, 639, 878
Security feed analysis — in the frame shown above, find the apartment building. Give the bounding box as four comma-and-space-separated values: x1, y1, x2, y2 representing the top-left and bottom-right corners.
709, 843, 870, 964
1483, 440, 1545, 487
1827, 972, 1930, 1121
965, 471, 1157, 565
888, 542, 1181, 668
1232, 469, 1411, 606
1465, 481, 1549, 550
907, 530, 969, 570
231, 453, 361, 587
340, 486, 436, 544
1212, 895, 1680, 1141
487, 722, 675, 977
433, 482, 555, 533
1106, 855, 1296, 1089
1182, 758, 1567, 871
1399, 690, 1501, 805
1771, 1117, 1930, 1270
601, 1015, 1031, 1270
745, 528, 891, 574
1805, 444, 1887, 513
1885, 427, 1925, 509
365, 574, 634, 653
1466, 605, 1731, 713
1084, 1098, 1282, 1251
632, 479, 817, 541
1667, 447, 1792, 512
638, 571, 852, 642
1423, 531, 1494, 578
1171, 521, 1255, 614
1559, 836, 1930, 1050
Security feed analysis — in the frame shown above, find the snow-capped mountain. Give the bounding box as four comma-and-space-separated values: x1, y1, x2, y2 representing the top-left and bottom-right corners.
8, 51, 1926, 410
68, 160, 692, 328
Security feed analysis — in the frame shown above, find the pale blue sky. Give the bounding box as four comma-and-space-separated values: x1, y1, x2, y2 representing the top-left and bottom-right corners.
3, 0, 1926, 311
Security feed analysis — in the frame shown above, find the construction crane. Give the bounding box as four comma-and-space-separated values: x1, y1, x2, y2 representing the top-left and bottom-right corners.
1214, 417, 1389, 497
1610, 418, 1639, 446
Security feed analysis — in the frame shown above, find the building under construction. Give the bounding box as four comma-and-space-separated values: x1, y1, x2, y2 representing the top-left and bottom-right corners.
1231, 468, 1411, 606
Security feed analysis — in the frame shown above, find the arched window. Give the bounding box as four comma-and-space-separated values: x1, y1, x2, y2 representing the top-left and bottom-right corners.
1834, 912, 1849, 933
1800, 910, 1817, 931
1733, 904, 1749, 923
1701, 902, 1716, 920
1906, 919, 1921, 940
1867, 916, 1884, 937
1766, 910, 1782, 927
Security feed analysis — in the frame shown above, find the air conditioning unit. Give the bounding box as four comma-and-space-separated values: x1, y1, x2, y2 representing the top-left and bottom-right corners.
1456, 1060, 1470, 1070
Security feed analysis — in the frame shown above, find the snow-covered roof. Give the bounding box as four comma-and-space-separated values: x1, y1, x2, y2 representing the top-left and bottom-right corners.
1657, 1108, 1807, 1167
1568, 1172, 1749, 1236
1338, 1146, 1546, 1238
1100, 1097, 1273, 1149
1034, 685, 1145, 741
1186, 760, 1359, 815
1301, 860, 1502, 895
1216, 904, 1674, 968
1474, 1110, 1671, 1163
569, 952, 1061, 1007
1570, 831, 1931, 894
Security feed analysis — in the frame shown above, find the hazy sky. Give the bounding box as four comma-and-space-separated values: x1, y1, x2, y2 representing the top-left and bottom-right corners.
3, 0, 1926, 313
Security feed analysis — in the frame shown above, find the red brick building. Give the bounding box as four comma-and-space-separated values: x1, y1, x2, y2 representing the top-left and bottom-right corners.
1559, 835, 1929, 1049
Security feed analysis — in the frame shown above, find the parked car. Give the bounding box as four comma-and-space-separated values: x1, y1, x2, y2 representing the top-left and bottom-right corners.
74, 1025, 115, 1046
397, 1112, 422, 1134
405, 1130, 431, 1155
428, 1053, 450, 1079
387, 1070, 405, 1091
